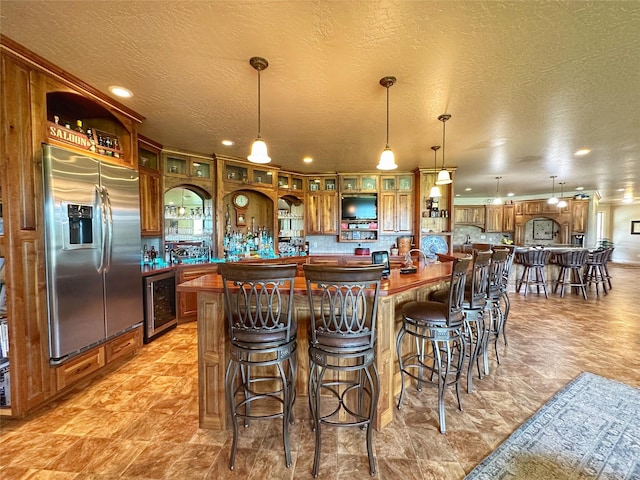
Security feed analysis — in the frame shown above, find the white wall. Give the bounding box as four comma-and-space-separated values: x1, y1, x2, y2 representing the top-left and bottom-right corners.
602, 203, 640, 265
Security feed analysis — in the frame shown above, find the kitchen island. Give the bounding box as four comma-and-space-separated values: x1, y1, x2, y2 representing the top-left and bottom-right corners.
177, 260, 454, 431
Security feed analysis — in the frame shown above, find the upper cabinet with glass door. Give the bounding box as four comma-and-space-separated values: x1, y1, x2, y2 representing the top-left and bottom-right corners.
164, 150, 213, 181
220, 158, 276, 189
277, 172, 305, 195
340, 174, 379, 193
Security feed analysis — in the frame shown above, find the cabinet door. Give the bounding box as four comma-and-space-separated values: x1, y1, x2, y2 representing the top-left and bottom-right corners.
502, 205, 515, 232
571, 201, 588, 233
396, 191, 413, 233
485, 206, 503, 232
471, 207, 485, 225
306, 193, 322, 234
139, 169, 162, 236
321, 194, 338, 235
380, 192, 396, 234
454, 207, 468, 224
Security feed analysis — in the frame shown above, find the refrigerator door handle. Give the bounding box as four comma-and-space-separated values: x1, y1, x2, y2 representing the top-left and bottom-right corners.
96, 184, 108, 273
102, 186, 114, 273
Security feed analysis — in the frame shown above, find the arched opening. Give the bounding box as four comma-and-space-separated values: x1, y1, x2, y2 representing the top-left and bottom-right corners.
164, 185, 213, 261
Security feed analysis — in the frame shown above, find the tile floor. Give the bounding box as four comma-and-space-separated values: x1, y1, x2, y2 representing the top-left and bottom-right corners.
1, 264, 639, 479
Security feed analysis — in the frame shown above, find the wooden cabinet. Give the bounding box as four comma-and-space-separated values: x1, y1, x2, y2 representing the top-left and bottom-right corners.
502, 204, 515, 232
138, 136, 163, 236
415, 168, 454, 255
277, 172, 305, 194
164, 150, 213, 180
340, 174, 379, 193
571, 199, 589, 233
453, 206, 485, 227
1, 37, 144, 417
485, 205, 504, 232
523, 200, 559, 215
307, 191, 338, 236
177, 264, 218, 322
221, 159, 276, 189
380, 174, 413, 234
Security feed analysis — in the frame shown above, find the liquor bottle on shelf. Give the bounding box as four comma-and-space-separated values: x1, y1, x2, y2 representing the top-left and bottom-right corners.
64, 119, 72, 129
86, 128, 97, 152
75, 120, 84, 134
112, 137, 120, 158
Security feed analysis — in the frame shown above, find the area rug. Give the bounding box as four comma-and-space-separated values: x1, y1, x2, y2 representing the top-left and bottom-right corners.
465, 372, 640, 479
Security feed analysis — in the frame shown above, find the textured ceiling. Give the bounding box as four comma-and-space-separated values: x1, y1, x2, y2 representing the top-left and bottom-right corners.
2, 1, 639, 203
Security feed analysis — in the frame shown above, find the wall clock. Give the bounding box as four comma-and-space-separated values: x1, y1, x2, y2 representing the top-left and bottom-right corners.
233, 193, 249, 209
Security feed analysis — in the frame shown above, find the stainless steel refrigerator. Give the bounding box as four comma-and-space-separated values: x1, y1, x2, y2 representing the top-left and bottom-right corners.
42, 144, 143, 363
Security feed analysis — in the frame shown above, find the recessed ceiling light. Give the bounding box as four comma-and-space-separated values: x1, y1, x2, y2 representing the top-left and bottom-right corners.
455, 194, 460, 197
617, 188, 625, 192
109, 86, 133, 98
575, 186, 584, 191
623, 194, 633, 203
507, 192, 514, 197
303, 156, 313, 163
464, 187, 472, 191
221, 140, 234, 146
575, 149, 591, 156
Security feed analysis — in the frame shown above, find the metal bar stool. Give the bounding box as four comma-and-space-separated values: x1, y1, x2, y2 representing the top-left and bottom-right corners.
497, 247, 515, 346
428, 251, 491, 393
461, 251, 492, 393
484, 248, 510, 369
219, 263, 298, 470
585, 249, 609, 296
516, 248, 551, 297
553, 249, 589, 299
396, 257, 472, 434
303, 264, 384, 478
602, 247, 614, 290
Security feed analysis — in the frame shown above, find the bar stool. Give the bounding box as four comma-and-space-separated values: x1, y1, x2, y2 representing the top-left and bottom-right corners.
396, 257, 472, 434
484, 248, 510, 369
429, 251, 491, 393
516, 248, 551, 297
553, 249, 589, 299
603, 247, 614, 290
498, 247, 515, 346
303, 264, 384, 478
219, 263, 298, 470
461, 250, 492, 393
585, 249, 609, 296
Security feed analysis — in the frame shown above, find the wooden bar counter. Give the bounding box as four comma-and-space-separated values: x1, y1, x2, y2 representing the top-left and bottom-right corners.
178, 260, 454, 431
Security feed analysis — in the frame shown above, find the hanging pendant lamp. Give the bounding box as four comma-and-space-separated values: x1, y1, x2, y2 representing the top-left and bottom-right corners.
377, 76, 398, 170
178, 187, 186, 216
429, 145, 441, 197
492, 176, 503, 205
247, 57, 271, 164
557, 182, 568, 208
435, 113, 452, 185
548, 175, 559, 204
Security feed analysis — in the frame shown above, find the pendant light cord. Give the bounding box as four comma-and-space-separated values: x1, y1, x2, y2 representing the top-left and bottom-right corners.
385, 86, 390, 147
256, 68, 261, 136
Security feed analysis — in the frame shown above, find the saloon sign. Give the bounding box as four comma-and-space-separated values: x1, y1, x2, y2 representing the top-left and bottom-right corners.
48, 122, 92, 150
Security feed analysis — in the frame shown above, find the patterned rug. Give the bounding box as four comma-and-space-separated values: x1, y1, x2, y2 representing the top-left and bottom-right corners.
465, 372, 640, 479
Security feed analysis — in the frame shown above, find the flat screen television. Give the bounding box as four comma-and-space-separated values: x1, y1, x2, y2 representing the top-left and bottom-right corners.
341, 194, 377, 220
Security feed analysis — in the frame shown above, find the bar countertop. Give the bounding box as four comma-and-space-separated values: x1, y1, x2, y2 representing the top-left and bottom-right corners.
177, 260, 454, 297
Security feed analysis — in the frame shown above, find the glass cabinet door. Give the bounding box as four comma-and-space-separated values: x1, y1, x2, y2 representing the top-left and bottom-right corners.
361, 176, 378, 191
191, 161, 211, 179
381, 176, 396, 191
139, 146, 159, 170
166, 155, 188, 176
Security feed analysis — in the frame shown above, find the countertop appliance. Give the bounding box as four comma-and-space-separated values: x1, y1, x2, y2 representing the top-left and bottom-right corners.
42, 144, 143, 363
143, 270, 177, 342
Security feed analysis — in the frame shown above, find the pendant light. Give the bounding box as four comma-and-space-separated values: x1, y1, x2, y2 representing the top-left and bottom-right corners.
377, 76, 398, 170
492, 176, 503, 205
429, 146, 441, 197
247, 56, 271, 164
557, 182, 568, 208
435, 113, 452, 185
548, 175, 559, 204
